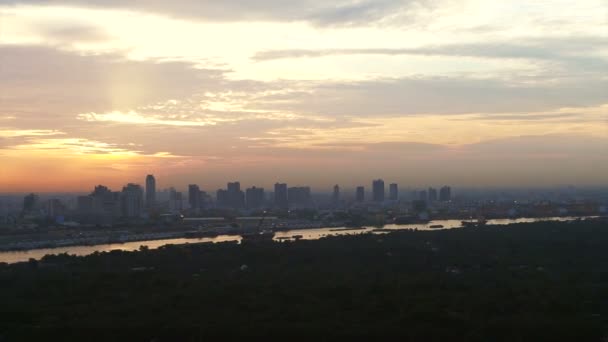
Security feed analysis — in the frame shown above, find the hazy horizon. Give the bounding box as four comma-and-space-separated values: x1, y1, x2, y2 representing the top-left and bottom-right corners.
1, 0, 607, 192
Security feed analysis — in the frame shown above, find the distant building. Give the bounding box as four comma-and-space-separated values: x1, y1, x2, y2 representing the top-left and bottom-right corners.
372, 179, 385, 202
389, 183, 399, 201
440, 186, 452, 202
121, 183, 144, 218
356, 186, 365, 202
274, 183, 288, 209
23, 193, 38, 213
145, 175, 156, 208
188, 184, 201, 212
332, 185, 340, 205
46, 199, 66, 218
227, 182, 245, 209
288, 187, 313, 208
419, 190, 428, 202
246, 186, 265, 209
168, 188, 182, 213
428, 187, 438, 202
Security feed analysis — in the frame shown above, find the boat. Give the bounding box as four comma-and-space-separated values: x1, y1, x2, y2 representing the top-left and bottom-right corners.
461, 219, 487, 228
429, 224, 444, 229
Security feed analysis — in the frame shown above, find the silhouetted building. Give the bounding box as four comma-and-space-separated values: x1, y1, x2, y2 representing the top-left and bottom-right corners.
168, 188, 182, 213
356, 186, 365, 202
216, 189, 228, 207
91, 185, 120, 217
145, 175, 156, 208
288, 187, 313, 208
389, 183, 399, 201
440, 186, 452, 202
46, 199, 66, 218
274, 183, 288, 209
121, 183, 144, 218
372, 179, 385, 202
23, 193, 38, 213
246, 186, 265, 209
188, 184, 201, 212
332, 185, 340, 205
428, 187, 438, 202
77, 195, 93, 214
419, 190, 428, 202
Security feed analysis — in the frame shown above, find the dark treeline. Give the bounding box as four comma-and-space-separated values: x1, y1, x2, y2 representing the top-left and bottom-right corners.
1, 220, 608, 341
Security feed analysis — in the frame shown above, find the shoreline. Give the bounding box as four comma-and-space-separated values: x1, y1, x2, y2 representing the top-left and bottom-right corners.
0, 215, 600, 254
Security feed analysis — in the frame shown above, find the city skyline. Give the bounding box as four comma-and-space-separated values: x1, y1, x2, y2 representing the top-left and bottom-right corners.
1, 1, 607, 192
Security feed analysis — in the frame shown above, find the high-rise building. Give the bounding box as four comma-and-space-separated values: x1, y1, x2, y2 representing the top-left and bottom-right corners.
288, 187, 313, 208
246, 186, 265, 209
428, 187, 438, 202
372, 179, 385, 202
419, 190, 428, 202
389, 183, 399, 201
356, 186, 365, 202
121, 183, 144, 218
227, 182, 245, 209
145, 175, 156, 208
439, 186, 452, 202
274, 183, 288, 209
332, 184, 340, 205
188, 184, 201, 212
168, 188, 183, 213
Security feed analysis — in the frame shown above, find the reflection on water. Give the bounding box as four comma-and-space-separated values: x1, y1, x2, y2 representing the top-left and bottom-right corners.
0, 235, 240, 264
0, 216, 594, 264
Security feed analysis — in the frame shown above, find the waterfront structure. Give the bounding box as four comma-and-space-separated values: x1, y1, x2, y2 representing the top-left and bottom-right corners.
372, 179, 385, 202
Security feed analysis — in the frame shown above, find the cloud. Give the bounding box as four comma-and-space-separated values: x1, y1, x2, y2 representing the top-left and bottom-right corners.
0, 0, 433, 25
252, 36, 608, 74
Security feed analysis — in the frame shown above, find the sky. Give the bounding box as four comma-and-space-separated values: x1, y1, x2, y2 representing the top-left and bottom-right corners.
0, 0, 607, 192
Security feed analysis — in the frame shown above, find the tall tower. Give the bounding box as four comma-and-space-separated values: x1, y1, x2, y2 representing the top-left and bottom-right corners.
389, 183, 398, 201
372, 179, 385, 202
332, 184, 340, 205
274, 183, 288, 209
356, 186, 365, 202
145, 175, 156, 208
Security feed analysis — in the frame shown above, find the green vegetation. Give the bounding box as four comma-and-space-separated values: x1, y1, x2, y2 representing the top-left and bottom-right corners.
1, 219, 608, 341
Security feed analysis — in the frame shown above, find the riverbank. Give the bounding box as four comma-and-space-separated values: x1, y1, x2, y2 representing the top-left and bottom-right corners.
0, 216, 601, 264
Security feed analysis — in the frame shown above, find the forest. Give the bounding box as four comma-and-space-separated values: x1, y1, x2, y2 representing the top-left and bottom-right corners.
1, 219, 607, 341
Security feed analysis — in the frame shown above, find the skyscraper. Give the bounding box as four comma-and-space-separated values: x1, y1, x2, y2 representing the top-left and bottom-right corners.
332, 184, 340, 205
389, 183, 399, 201
428, 187, 438, 202
121, 183, 144, 218
246, 186, 265, 209
226, 182, 245, 209
188, 184, 201, 212
372, 179, 385, 202
145, 175, 156, 208
274, 183, 288, 209
356, 186, 365, 202
439, 186, 452, 202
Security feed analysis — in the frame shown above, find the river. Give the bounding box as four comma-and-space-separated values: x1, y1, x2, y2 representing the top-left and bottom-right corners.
0, 216, 594, 264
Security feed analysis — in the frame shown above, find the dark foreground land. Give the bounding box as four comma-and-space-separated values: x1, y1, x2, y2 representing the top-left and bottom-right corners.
1, 220, 608, 341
